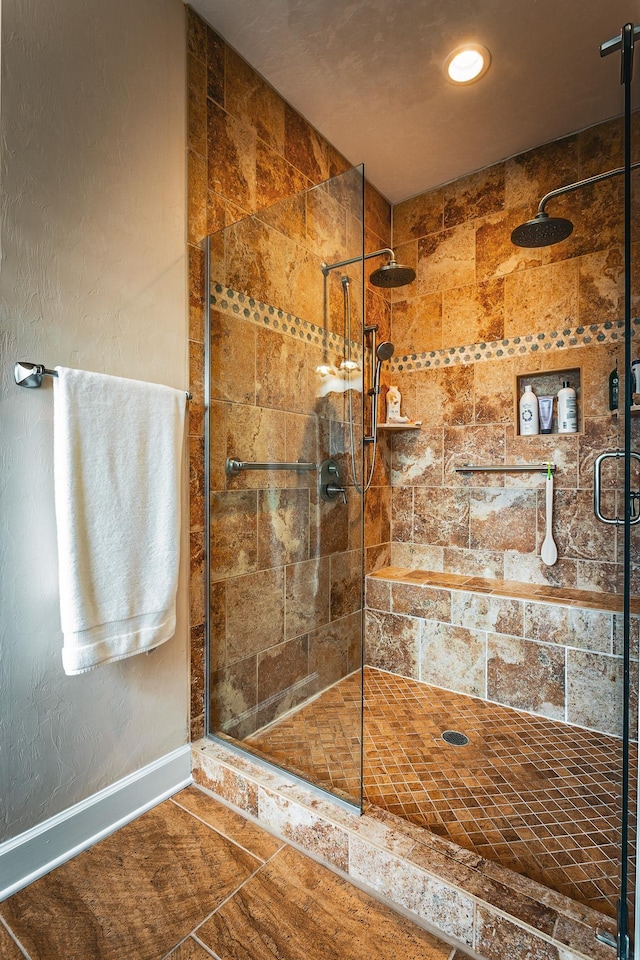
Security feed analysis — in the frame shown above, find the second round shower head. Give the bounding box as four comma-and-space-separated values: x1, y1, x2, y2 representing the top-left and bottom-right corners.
511, 211, 574, 248
376, 341, 394, 362
369, 260, 416, 288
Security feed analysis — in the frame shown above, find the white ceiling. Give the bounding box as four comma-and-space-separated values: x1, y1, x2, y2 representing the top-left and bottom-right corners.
189, 0, 640, 203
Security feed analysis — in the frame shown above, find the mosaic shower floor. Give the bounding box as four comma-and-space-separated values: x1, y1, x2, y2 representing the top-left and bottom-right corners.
246, 667, 637, 919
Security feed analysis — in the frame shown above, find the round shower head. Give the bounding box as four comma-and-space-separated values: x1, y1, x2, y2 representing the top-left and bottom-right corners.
369, 260, 416, 288
511, 211, 574, 248
376, 341, 394, 362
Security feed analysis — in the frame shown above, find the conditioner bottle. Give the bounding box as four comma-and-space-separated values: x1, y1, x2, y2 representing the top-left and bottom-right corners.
557, 381, 577, 433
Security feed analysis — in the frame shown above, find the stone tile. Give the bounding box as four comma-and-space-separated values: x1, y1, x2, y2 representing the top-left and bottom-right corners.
189, 436, 205, 532
192, 749, 259, 817
365, 181, 392, 246
330, 549, 363, 620
391, 425, 443, 486
391, 582, 451, 621
188, 243, 205, 344
189, 339, 205, 437
0, 924, 23, 959
444, 424, 506, 484
475, 204, 553, 284
312, 495, 350, 559
225, 215, 286, 306
613, 613, 640, 660
199, 844, 455, 960
365, 610, 420, 678
167, 938, 213, 959
210, 654, 258, 739
505, 431, 579, 489
257, 790, 349, 871
503, 259, 579, 338
393, 189, 443, 244
391, 542, 445, 571
256, 327, 311, 414
578, 246, 625, 326
258, 636, 311, 725
305, 182, 348, 263
414, 487, 469, 548
391, 486, 412, 542
0, 802, 260, 960
210, 310, 256, 404
210, 490, 258, 580
258, 488, 310, 569
487, 634, 565, 719
256, 139, 311, 212
190, 624, 205, 725
552, 489, 617, 562
187, 6, 208, 62
417, 222, 476, 296
420, 621, 486, 697
206, 25, 225, 105
207, 100, 256, 212
443, 547, 504, 579
365, 576, 392, 611
578, 416, 620, 489
208, 399, 229, 493
442, 278, 505, 347
284, 104, 330, 183
209, 580, 226, 671
392, 294, 443, 355
285, 557, 331, 639
470, 488, 537, 553
504, 135, 579, 211
576, 560, 621, 595
226, 567, 285, 662
225, 404, 288, 490
444, 163, 505, 228
256, 190, 307, 247
225, 47, 285, 153
187, 147, 207, 245
524, 601, 612, 652
566, 650, 624, 736
474, 905, 562, 960
364, 485, 391, 548
414, 365, 475, 427
503, 551, 578, 589
348, 838, 475, 946
451, 591, 523, 635
309, 612, 361, 688
284, 240, 326, 327
190, 531, 205, 627
171, 786, 283, 861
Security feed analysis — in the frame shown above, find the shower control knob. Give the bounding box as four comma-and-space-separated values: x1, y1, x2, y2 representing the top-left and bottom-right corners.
326, 483, 348, 504
319, 458, 348, 504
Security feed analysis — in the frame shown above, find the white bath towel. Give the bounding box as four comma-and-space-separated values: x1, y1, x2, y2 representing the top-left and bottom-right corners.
53, 367, 186, 675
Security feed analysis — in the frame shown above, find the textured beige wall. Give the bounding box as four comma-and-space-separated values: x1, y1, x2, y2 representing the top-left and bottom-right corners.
0, 0, 188, 839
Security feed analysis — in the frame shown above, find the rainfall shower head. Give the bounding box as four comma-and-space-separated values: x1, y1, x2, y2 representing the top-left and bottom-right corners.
369, 260, 416, 288
376, 341, 394, 361
511, 211, 574, 248
322, 247, 415, 287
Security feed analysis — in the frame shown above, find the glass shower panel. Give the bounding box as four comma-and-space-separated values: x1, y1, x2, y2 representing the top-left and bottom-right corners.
205, 165, 365, 810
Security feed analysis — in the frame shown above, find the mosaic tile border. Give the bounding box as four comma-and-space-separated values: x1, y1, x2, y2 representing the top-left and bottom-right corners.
211, 284, 638, 375
211, 283, 363, 360
192, 738, 616, 960
393, 318, 640, 374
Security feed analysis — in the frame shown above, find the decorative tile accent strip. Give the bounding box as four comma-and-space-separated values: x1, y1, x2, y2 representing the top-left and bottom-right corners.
192, 738, 616, 960
211, 285, 638, 374
392, 317, 640, 374
211, 283, 363, 360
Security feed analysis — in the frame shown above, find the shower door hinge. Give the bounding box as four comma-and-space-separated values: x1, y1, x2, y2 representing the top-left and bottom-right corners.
596, 929, 617, 950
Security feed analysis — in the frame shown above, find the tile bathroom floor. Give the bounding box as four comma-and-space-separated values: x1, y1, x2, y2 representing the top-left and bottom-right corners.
0, 785, 471, 960
246, 667, 637, 920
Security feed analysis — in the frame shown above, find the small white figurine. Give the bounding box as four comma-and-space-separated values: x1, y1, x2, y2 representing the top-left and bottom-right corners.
386, 385, 410, 423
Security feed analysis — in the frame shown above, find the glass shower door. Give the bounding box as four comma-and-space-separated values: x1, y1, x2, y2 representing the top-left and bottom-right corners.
204, 165, 366, 810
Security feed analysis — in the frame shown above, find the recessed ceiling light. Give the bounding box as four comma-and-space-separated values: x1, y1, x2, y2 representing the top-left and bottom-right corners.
444, 44, 491, 84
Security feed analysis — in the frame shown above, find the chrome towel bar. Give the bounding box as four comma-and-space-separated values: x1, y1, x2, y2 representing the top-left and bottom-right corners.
14, 361, 192, 399
226, 458, 316, 476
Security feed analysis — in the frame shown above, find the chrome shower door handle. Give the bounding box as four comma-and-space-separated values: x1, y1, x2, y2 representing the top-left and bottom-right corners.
593, 450, 640, 525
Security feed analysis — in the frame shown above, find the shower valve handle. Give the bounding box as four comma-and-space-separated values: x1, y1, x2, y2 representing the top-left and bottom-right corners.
326, 483, 348, 504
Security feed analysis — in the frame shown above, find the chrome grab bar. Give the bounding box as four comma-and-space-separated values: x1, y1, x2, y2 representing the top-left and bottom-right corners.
456, 462, 556, 474
226, 458, 316, 476
593, 450, 640, 526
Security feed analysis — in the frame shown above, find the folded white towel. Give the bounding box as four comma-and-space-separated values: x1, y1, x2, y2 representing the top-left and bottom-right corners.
53, 367, 186, 675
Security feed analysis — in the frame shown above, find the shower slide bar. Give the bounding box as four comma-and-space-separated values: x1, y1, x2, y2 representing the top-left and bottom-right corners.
226, 458, 316, 476
456, 462, 556, 474
14, 361, 193, 399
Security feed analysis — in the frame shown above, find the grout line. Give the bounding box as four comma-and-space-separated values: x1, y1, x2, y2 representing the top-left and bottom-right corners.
0, 917, 31, 960
169, 794, 285, 863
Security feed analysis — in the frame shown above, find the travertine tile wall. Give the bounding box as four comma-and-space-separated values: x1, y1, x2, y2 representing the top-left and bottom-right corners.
388, 116, 640, 595
187, 7, 393, 739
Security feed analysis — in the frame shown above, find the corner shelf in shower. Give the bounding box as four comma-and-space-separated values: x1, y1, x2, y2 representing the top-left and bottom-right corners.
376, 423, 421, 431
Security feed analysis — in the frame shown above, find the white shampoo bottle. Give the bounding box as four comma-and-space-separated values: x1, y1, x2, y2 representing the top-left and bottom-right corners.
557, 380, 577, 433
519, 384, 539, 435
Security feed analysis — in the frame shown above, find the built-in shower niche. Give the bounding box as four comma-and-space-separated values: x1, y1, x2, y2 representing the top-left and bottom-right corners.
205, 164, 369, 810
515, 367, 581, 436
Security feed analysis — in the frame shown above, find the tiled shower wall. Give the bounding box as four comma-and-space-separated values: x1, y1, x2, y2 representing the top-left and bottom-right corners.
187, 7, 393, 738
388, 117, 640, 594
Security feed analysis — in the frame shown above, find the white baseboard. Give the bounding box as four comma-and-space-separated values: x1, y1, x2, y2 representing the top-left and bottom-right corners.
0, 744, 192, 900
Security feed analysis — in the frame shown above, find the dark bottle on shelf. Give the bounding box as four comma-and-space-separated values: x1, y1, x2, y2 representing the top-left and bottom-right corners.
609, 361, 619, 411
